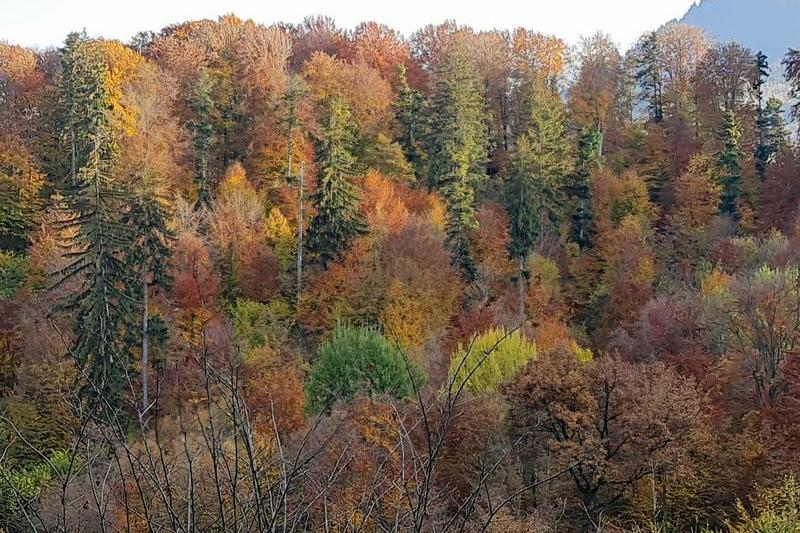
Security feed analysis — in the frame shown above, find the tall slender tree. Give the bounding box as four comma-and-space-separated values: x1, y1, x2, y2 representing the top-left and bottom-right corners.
190, 69, 215, 205
717, 109, 744, 219
634, 31, 664, 123
394, 64, 429, 180
426, 43, 488, 279
56, 32, 133, 404
568, 129, 602, 249
505, 80, 570, 322
308, 94, 366, 266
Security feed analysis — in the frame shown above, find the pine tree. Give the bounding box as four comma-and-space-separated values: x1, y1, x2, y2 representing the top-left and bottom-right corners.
717, 110, 744, 219
308, 94, 366, 266
190, 69, 215, 205
426, 44, 488, 279
505, 80, 570, 321
568, 129, 602, 249
394, 64, 428, 180
56, 32, 133, 404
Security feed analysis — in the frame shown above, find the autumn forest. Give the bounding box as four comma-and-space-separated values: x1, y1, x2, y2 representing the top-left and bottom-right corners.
2, 13, 800, 532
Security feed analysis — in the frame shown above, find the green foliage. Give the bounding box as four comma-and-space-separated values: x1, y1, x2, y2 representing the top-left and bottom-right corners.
190, 69, 215, 205
0, 450, 70, 533
56, 32, 134, 404
568, 129, 602, 248
308, 94, 367, 265
231, 298, 294, 357
357, 133, 415, 180
449, 327, 538, 392
711, 475, 800, 532
426, 43, 488, 279
717, 109, 744, 219
755, 97, 789, 179
305, 324, 425, 413
505, 81, 569, 261
394, 64, 429, 180
0, 252, 27, 300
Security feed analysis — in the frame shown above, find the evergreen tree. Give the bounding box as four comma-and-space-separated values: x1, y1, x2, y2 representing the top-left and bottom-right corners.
568, 129, 602, 249
56, 32, 133, 404
190, 69, 215, 205
394, 64, 428, 180
755, 97, 789, 180
717, 109, 744, 219
123, 188, 172, 413
634, 31, 664, 123
505, 80, 570, 321
308, 94, 366, 266
426, 44, 488, 279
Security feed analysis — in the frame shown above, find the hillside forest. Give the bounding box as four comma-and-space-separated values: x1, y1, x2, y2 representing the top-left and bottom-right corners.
3, 15, 800, 532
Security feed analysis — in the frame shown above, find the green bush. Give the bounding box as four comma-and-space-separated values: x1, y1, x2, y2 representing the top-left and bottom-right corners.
449, 327, 537, 392
306, 324, 425, 413
711, 475, 800, 533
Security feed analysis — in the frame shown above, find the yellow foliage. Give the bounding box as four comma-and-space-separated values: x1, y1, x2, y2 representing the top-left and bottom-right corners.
380, 280, 428, 353
701, 268, 732, 297
264, 207, 295, 269
89, 40, 145, 137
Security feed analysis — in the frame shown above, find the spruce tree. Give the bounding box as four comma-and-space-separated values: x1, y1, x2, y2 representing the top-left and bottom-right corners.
717, 109, 744, 219
568, 129, 602, 249
634, 31, 664, 123
308, 94, 366, 266
123, 188, 172, 413
426, 44, 488, 279
505, 80, 570, 321
190, 69, 215, 205
57, 32, 133, 404
755, 97, 789, 180
394, 64, 429, 180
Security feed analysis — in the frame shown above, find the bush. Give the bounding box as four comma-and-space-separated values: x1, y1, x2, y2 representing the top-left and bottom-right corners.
713, 475, 800, 533
306, 324, 425, 413
449, 327, 537, 392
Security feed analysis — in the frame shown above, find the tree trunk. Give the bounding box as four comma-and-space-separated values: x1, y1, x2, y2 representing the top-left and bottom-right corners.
518, 255, 526, 325
141, 267, 149, 414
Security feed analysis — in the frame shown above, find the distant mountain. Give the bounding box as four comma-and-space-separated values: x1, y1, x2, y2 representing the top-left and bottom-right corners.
680, 0, 800, 68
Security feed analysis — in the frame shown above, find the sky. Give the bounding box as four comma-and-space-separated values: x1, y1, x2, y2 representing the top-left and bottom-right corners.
0, 0, 699, 50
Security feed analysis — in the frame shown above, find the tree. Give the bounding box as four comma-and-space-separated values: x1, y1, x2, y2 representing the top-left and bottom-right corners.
305, 324, 425, 413
717, 109, 744, 219
307, 94, 366, 265
634, 31, 664, 122
568, 129, 603, 249
189, 69, 215, 204
755, 97, 789, 180
449, 327, 537, 392
56, 32, 133, 403
504, 350, 708, 527
426, 42, 488, 278
784, 48, 800, 129
394, 64, 428, 180
505, 79, 569, 321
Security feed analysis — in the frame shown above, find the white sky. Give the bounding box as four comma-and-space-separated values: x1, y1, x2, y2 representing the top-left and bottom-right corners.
0, 0, 699, 50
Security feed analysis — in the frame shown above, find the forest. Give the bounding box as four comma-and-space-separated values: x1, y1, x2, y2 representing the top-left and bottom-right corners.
2, 14, 800, 532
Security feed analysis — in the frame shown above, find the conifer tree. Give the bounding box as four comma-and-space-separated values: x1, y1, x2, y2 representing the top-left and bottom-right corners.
57, 32, 133, 404
717, 109, 744, 219
634, 31, 664, 123
394, 64, 428, 180
190, 69, 215, 205
426, 44, 488, 279
568, 129, 602, 249
123, 188, 172, 413
755, 97, 789, 180
308, 94, 366, 266
505, 80, 570, 321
